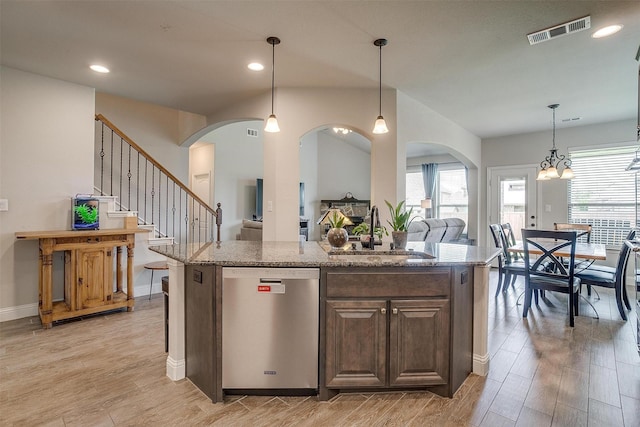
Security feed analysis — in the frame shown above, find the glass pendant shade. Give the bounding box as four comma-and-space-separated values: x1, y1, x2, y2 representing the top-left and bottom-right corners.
373, 116, 389, 134
264, 114, 280, 133
560, 167, 574, 179
545, 166, 559, 179
536, 169, 549, 181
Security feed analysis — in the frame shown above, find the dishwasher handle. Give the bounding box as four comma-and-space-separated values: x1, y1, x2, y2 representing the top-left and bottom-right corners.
260, 278, 282, 284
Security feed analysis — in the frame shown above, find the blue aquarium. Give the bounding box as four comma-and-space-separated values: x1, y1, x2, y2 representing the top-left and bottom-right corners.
72, 197, 99, 230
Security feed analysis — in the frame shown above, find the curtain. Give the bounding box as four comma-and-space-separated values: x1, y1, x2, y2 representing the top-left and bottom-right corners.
421, 163, 438, 217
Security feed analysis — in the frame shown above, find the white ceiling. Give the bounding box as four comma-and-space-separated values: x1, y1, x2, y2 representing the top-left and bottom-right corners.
1, 1, 638, 139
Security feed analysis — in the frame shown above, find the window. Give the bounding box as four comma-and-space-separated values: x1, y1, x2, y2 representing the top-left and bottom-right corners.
436, 168, 468, 226
567, 145, 637, 246
405, 165, 468, 230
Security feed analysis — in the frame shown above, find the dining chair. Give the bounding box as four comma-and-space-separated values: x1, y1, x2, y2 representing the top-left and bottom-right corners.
501, 223, 520, 261
521, 229, 580, 327
575, 229, 637, 321
489, 224, 526, 296
554, 222, 596, 295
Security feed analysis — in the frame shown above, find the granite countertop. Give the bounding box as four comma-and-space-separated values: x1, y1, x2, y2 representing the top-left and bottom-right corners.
149, 240, 500, 267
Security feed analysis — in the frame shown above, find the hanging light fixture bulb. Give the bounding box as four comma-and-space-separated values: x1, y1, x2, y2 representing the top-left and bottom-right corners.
264, 36, 281, 133
536, 104, 574, 181
372, 38, 389, 134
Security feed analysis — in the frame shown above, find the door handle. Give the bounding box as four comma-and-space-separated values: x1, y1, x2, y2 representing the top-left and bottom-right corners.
392, 308, 398, 314
380, 308, 386, 314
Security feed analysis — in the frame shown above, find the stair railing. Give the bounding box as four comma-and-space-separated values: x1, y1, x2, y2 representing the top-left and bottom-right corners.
95, 114, 221, 245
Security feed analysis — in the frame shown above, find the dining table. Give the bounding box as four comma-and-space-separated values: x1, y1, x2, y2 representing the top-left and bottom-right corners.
507, 240, 607, 260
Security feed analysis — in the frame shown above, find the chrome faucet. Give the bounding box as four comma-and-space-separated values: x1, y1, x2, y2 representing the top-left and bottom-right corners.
369, 205, 380, 250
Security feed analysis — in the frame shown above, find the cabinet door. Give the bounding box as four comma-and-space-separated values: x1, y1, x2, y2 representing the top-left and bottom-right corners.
77, 248, 112, 309
325, 299, 387, 388
389, 299, 450, 386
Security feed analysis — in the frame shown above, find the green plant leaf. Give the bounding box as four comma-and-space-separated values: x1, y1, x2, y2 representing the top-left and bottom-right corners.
384, 200, 414, 231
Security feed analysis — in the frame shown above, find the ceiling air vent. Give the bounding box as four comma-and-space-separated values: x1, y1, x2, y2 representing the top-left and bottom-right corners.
247, 128, 258, 137
527, 16, 591, 45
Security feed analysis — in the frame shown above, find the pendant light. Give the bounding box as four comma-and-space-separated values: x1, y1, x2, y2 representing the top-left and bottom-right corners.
536, 104, 574, 180
264, 36, 281, 133
372, 38, 389, 134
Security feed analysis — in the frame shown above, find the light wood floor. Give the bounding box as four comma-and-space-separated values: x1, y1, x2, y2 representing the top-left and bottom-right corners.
1, 270, 639, 426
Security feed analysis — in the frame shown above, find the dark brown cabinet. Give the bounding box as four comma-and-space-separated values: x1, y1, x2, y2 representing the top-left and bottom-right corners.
321, 266, 470, 399
325, 299, 387, 388
389, 299, 450, 386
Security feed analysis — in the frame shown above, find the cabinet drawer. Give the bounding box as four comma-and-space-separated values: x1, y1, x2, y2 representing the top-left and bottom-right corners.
325, 268, 451, 298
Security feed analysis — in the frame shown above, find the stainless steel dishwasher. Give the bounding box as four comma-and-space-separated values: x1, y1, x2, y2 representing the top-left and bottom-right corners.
222, 267, 319, 392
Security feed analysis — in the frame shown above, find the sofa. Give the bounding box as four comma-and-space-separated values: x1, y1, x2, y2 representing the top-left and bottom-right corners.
408, 218, 466, 243
238, 219, 263, 241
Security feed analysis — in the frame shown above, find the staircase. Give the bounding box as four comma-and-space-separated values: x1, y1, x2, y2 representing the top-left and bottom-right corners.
94, 114, 222, 296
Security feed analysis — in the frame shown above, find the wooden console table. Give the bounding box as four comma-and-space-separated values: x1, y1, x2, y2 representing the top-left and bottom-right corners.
15, 228, 146, 328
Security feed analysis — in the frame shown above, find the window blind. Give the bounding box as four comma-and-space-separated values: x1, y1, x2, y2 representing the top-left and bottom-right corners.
567, 145, 637, 246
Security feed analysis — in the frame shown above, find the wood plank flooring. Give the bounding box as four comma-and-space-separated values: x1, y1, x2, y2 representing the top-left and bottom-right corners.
1, 270, 638, 426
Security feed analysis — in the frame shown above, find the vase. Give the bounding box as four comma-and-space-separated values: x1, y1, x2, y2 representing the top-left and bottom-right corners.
391, 231, 408, 250
327, 227, 348, 249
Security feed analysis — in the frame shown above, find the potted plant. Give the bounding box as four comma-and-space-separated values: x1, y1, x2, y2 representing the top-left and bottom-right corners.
325, 210, 349, 249
385, 200, 414, 249
352, 222, 388, 248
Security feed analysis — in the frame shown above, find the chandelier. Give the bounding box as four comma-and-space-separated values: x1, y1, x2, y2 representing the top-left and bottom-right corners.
536, 104, 574, 180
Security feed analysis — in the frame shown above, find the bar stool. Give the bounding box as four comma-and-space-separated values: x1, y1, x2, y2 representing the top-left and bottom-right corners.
144, 261, 168, 300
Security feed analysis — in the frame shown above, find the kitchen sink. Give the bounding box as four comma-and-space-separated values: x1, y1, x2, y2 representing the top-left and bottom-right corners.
327, 250, 435, 263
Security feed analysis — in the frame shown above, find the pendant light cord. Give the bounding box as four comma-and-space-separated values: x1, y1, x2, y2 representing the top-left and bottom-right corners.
378, 43, 382, 116
549, 103, 558, 150
552, 105, 556, 150
271, 41, 275, 115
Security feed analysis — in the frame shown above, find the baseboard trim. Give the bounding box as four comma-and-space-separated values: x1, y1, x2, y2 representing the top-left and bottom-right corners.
166, 356, 186, 381
1, 286, 161, 322
0, 303, 38, 322
473, 352, 490, 376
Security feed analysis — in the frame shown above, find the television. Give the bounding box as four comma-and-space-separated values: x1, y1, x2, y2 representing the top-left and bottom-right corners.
255, 179, 304, 218
72, 196, 99, 230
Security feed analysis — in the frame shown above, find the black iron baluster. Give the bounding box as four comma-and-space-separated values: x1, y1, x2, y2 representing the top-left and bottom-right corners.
127, 145, 132, 211
119, 137, 123, 211
172, 181, 176, 241
144, 160, 148, 225
110, 129, 114, 196
136, 152, 140, 216
99, 123, 105, 196
151, 166, 155, 227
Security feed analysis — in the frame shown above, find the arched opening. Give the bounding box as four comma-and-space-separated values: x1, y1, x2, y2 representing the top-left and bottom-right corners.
188, 119, 264, 241
405, 142, 474, 238
300, 125, 372, 241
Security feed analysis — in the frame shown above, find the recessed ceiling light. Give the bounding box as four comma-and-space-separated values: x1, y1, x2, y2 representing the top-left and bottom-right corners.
90, 64, 110, 73
248, 62, 264, 71
592, 24, 623, 38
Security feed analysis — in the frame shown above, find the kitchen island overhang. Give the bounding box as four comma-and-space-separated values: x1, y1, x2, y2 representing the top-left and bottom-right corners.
151, 240, 500, 402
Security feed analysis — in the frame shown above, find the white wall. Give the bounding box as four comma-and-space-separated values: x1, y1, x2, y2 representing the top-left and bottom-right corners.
198, 121, 264, 241
316, 131, 371, 202
480, 118, 637, 246
96, 93, 193, 185
0, 67, 95, 312
300, 132, 319, 239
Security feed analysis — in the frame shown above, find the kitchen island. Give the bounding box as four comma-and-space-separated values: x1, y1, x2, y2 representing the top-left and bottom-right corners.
151, 240, 500, 402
